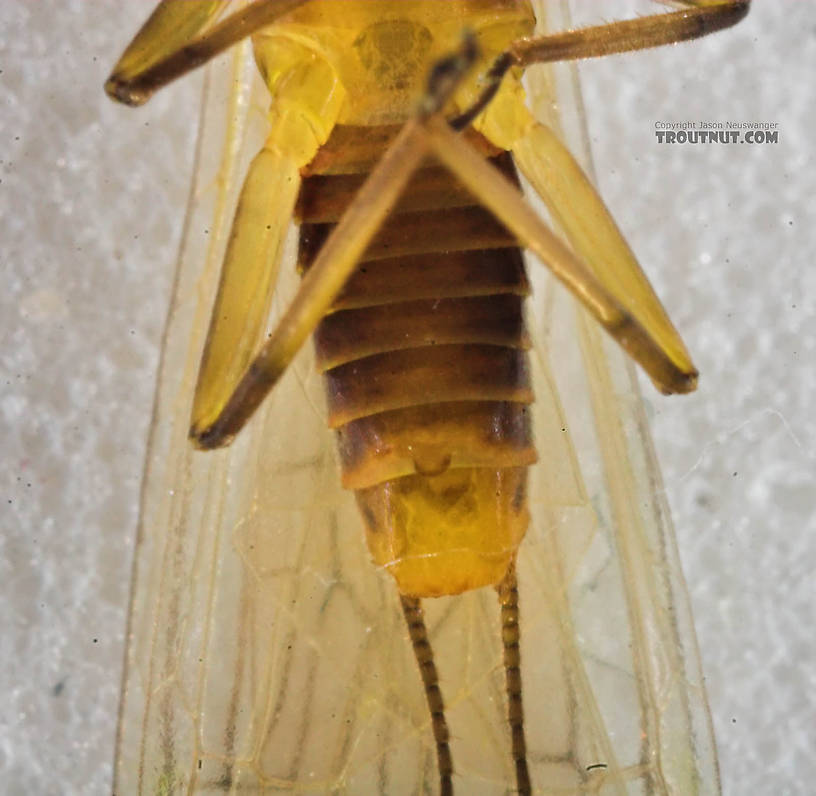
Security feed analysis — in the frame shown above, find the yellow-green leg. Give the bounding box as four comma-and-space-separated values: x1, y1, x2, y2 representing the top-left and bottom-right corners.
105, 0, 309, 106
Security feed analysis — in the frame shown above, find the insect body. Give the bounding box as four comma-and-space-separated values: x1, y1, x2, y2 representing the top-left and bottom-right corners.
207, 2, 540, 607
108, 1, 748, 793
304, 145, 534, 599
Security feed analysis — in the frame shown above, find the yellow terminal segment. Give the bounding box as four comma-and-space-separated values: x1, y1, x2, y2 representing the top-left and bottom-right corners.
357, 467, 529, 597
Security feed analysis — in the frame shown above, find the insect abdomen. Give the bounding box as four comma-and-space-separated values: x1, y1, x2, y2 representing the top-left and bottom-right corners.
297, 125, 536, 597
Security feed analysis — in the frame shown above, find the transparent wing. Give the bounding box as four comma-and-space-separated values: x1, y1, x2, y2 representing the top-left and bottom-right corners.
508, 1, 721, 792
113, 35, 483, 795
116, 4, 719, 794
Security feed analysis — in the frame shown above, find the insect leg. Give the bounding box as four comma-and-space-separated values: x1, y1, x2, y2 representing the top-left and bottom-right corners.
190, 120, 431, 448
453, 0, 749, 130
472, 91, 696, 395
511, 0, 750, 68
189, 46, 345, 443
105, 0, 309, 106
497, 564, 531, 796
400, 596, 454, 796
189, 148, 302, 440
423, 118, 696, 395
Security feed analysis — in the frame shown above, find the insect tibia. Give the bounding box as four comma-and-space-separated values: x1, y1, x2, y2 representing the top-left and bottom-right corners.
189, 422, 234, 452
189, 358, 283, 452
104, 76, 148, 107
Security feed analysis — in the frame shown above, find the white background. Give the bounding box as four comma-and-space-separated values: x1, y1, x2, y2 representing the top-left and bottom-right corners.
1, 1, 813, 793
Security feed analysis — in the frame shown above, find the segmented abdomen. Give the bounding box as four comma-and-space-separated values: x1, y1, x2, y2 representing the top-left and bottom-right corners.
297, 124, 536, 597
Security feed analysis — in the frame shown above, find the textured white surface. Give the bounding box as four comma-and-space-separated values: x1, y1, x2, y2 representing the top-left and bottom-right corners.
0, 2, 812, 794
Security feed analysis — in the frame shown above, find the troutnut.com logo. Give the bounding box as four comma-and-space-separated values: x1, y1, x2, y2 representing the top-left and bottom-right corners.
655, 121, 779, 144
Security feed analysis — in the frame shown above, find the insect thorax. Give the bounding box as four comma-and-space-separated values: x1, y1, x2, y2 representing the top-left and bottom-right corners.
253, 0, 535, 126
